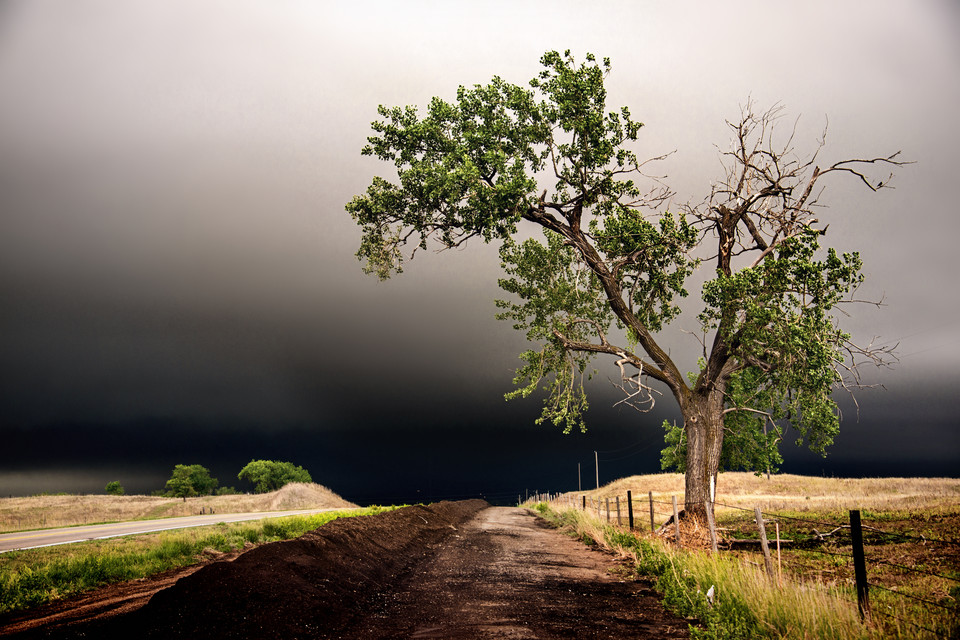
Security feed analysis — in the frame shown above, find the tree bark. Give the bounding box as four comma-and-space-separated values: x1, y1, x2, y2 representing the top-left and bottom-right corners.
682, 386, 726, 523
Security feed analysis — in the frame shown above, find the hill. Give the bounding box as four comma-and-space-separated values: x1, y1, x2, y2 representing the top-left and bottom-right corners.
0, 483, 358, 532
575, 472, 960, 513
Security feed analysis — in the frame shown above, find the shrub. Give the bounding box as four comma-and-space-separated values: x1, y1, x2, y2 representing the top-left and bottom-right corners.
104, 481, 125, 496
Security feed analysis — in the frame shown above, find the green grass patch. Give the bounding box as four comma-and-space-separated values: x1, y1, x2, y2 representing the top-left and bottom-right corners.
0, 506, 395, 616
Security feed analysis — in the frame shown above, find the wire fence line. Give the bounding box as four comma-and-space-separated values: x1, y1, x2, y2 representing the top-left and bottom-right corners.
870, 606, 950, 639
525, 490, 958, 638
862, 527, 960, 548
870, 558, 960, 583
869, 583, 955, 613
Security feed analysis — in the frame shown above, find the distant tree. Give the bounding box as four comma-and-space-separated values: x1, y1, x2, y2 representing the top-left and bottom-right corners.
104, 480, 125, 496
237, 460, 312, 493
164, 464, 218, 500
346, 50, 905, 523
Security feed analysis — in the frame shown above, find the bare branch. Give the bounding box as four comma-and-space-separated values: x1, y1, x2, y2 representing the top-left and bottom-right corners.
722, 406, 774, 417
820, 152, 911, 191
550, 330, 669, 384
612, 358, 662, 412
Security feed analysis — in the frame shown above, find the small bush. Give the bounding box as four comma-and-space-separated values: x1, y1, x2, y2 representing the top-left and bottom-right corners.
104, 481, 125, 496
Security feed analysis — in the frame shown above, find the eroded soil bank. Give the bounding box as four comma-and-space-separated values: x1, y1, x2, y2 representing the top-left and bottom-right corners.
3, 501, 689, 639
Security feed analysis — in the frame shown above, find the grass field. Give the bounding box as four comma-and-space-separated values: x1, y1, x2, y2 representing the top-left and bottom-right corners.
0, 482, 358, 533
0, 506, 395, 616
533, 473, 960, 640
583, 472, 960, 514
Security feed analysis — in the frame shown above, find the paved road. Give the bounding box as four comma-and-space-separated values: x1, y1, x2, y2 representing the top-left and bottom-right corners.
0, 509, 345, 553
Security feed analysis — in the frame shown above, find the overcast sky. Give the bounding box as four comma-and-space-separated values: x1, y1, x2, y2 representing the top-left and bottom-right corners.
1, 1, 958, 504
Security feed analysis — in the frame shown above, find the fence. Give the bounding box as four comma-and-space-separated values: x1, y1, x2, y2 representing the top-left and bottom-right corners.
524, 490, 959, 639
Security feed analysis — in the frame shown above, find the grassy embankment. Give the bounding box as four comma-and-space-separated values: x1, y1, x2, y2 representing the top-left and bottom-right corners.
0, 482, 358, 533
0, 483, 383, 616
532, 473, 959, 640
0, 508, 395, 616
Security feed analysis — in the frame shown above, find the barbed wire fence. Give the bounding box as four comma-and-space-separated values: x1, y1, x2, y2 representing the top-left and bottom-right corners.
522, 490, 959, 639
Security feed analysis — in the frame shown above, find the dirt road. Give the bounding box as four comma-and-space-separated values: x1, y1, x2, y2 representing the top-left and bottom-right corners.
2, 503, 690, 639
347, 507, 690, 639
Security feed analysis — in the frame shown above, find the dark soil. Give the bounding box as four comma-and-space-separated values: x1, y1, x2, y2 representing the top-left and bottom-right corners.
2, 501, 690, 639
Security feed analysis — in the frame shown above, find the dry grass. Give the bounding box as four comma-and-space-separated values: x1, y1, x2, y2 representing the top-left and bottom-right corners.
537, 473, 960, 639
0, 483, 358, 532
539, 505, 874, 640
573, 472, 960, 521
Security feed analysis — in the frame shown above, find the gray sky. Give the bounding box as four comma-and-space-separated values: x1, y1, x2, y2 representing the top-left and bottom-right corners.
1, 1, 957, 502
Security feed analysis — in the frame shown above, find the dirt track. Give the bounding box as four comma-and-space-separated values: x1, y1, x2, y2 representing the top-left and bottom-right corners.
2, 502, 690, 639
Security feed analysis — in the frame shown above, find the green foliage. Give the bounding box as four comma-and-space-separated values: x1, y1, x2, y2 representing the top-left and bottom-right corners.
237, 460, 312, 493
346, 70, 549, 279
660, 420, 686, 472
662, 367, 785, 476
701, 231, 861, 456
164, 464, 218, 498
496, 231, 607, 433
719, 368, 785, 474
589, 210, 698, 332
344, 49, 703, 437
104, 481, 125, 496
348, 50, 892, 505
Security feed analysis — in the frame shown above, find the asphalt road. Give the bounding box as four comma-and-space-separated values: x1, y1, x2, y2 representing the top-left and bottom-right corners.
0, 509, 344, 553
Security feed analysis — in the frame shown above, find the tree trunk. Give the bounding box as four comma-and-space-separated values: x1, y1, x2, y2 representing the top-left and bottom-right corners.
682, 387, 725, 523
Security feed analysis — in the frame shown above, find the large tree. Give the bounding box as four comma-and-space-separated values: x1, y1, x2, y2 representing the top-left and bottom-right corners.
238, 459, 313, 493
346, 51, 902, 521
164, 463, 218, 500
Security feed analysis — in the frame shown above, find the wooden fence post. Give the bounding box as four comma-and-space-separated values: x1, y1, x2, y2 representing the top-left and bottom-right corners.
616, 496, 621, 526
706, 502, 718, 552
605, 498, 610, 523
582, 495, 586, 511
754, 507, 775, 578
627, 490, 634, 530
672, 496, 681, 545
775, 522, 782, 584
648, 491, 655, 533
850, 510, 872, 620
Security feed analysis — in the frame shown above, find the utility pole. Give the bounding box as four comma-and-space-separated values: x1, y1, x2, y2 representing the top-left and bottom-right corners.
577, 463, 581, 491
594, 451, 599, 489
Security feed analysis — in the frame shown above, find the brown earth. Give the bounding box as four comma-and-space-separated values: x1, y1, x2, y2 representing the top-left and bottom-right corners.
1, 501, 690, 639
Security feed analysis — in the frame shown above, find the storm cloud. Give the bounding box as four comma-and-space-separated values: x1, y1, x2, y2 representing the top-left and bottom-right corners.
1, 1, 957, 503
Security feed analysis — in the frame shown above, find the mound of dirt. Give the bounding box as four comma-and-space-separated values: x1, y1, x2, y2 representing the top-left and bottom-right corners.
49, 500, 488, 639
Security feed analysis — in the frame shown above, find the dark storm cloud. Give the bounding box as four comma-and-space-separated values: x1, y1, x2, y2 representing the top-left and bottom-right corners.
1, 1, 958, 500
